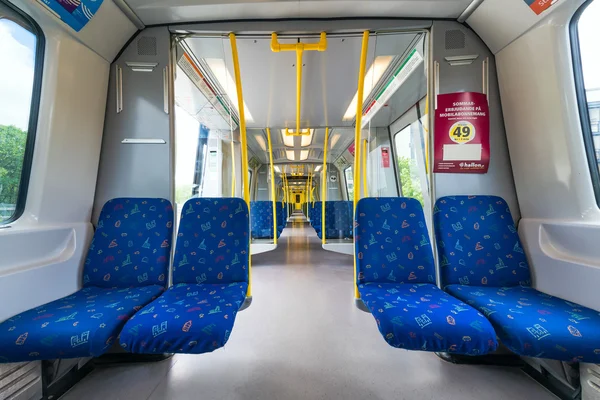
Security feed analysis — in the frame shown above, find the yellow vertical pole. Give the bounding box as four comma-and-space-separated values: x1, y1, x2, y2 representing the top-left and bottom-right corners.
322, 127, 329, 246
362, 139, 368, 197
266, 128, 277, 245
353, 31, 369, 299
296, 48, 303, 134
229, 33, 252, 298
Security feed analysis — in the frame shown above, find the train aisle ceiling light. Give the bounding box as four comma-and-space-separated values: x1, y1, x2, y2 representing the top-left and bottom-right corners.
343, 55, 394, 121
254, 133, 267, 151
281, 128, 315, 147
300, 150, 309, 161
205, 58, 254, 122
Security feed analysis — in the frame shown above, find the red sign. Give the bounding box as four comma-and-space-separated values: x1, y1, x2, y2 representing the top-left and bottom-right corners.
348, 142, 355, 157
433, 92, 490, 174
381, 147, 390, 168
524, 0, 560, 15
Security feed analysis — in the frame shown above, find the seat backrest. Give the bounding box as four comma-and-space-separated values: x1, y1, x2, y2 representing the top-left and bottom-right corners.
276, 202, 285, 231
434, 195, 531, 287
83, 198, 174, 288
173, 198, 249, 285
355, 197, 435, 285
250, 201, 274, 239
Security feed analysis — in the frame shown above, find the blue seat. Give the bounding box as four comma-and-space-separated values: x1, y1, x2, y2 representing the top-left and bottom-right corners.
0, 198, 174, 363
120, 198, 249, 355
276, 201, 286, 235
355, 197, 497, 355
250, 201, 279, 239
314, 201, 353, 240
435, 195, 600, 362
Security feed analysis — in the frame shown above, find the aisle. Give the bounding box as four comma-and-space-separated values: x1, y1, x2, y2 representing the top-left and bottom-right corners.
62, 212, 554, 400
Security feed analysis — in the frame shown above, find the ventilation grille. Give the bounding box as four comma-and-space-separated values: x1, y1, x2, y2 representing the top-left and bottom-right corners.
137, 36, 157, 56
445, 30, 466, 50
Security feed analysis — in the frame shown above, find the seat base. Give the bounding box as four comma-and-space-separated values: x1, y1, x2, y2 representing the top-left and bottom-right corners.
447, 285, 600, 363
119, 282, 248, 355
0, 285, 164, 363
359, 283, 498, 355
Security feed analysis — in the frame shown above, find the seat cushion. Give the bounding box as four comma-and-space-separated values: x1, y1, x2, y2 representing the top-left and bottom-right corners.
447, 285, 600, 362
174, 198, 249, 285
434, 196, 531, 288
355, 198, 436, 285
119, 282, 248, 354
359, 283, 497, 355
83, 198, 174, 288
0, 285, 163, 363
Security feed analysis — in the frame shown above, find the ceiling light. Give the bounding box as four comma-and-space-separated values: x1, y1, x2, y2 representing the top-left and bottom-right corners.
274, 166, 281, 173
315, 165, 322, 172
343, 56, 394, 121
254, 134, 267, 151
205, 58, 254, 122
329, 133, 341, 149
299, 150, 309, 161
281, 129, 295, 147
286, 150, 296, 161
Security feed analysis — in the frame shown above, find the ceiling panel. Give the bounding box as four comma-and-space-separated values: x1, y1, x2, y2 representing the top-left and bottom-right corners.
124, 0, 473, 25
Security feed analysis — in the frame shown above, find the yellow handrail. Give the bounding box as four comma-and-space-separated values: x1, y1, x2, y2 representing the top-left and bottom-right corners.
229, 33, 252, 298
362, 139, 368, 197
266, 128, 277, 245
271, 32, 327, 134
353, 31, 369, 299
322, 127, 329, 246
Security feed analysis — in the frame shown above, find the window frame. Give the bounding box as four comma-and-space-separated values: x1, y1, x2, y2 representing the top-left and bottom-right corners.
0, 0, 45, 225
571, 0, 600, 207
344, 166, 353, 200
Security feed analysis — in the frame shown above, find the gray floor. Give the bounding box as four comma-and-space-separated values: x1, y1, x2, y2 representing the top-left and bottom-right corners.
62, 213, 555, 400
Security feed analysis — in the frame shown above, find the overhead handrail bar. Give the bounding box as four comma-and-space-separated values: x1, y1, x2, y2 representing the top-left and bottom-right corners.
271, 32, 327, 134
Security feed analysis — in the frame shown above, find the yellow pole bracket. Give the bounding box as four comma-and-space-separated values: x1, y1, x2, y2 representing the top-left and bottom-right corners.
271, 32, 327, 134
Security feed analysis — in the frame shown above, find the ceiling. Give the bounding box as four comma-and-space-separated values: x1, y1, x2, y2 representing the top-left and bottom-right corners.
177, 29, 426, 169
123, 0, 475, 25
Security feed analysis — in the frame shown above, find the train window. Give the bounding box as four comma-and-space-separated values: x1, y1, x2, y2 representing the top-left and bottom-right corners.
394, 123, 428, 207
0, 4, 42, 224
574, 0, 600, 205
344, 166, 354, 199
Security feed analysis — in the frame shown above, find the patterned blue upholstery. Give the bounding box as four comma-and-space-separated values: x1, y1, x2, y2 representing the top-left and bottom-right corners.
250, 201, 280, 239
360, 283, 497, 355
434, 196, 530, 287
0, 286, 163, 363
120, 198, 249, 355
313, 201, 352, 240
0, 198, 173, 363
276, 202, 286, 235
355, 198, 497, 355
435, 195, 600, 362
355, 198, 435, 285
447, 285, 600, 362
119, 283, 247, 354
84, 198, 174, 288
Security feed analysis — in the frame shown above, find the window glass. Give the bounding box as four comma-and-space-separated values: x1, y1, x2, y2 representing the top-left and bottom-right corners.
344, 166, 354, 200
576, 0, 600, 199
0, 17, 38, 223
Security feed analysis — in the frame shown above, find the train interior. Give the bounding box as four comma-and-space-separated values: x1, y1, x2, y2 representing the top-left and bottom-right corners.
2, 0, 600, 399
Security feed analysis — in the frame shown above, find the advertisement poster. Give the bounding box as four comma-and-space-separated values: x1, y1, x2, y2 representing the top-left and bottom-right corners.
433, 92, 490, 174
523, 0, 560, 15
38, 0, 104, 32
348, 142, 355, 157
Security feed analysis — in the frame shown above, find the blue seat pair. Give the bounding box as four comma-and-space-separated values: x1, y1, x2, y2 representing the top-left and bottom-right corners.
357, 196, 600, 362
0, 197, 250, 363
313, 201, 353, 240
435, 196, 600, 363
251, 201, 283, 239
0, 198, 174, 363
